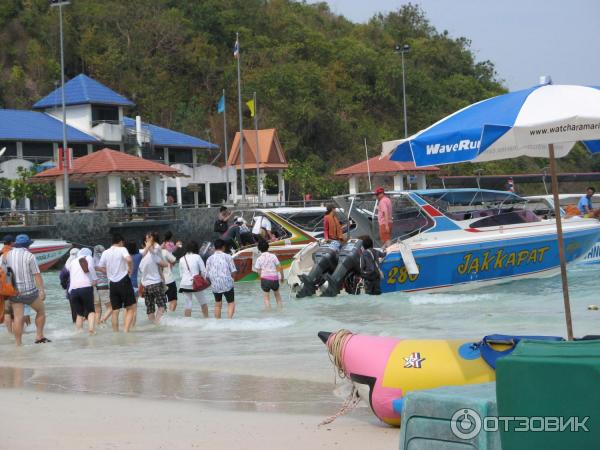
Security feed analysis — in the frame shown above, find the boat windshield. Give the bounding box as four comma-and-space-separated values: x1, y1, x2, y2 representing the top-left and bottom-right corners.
418, 190, 540, 228
335, 193, 433, 241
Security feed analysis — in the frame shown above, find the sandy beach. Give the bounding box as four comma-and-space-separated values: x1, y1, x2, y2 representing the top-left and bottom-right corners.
0, 389, 398, 450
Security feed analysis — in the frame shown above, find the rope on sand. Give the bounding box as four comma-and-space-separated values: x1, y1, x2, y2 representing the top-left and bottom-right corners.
319, 329, 361, 427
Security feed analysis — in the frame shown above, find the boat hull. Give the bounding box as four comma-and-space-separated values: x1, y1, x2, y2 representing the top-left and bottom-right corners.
381, 226, 600, 293
0, 240, 72, 271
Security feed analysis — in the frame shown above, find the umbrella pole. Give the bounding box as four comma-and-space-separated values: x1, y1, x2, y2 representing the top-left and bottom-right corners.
548, 143, 574, 340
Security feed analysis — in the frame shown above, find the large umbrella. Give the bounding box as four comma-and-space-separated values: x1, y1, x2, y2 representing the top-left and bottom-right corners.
388, 83, 600, 340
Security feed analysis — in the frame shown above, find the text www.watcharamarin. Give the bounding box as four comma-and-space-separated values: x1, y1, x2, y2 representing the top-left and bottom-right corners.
529, 122, 600, 136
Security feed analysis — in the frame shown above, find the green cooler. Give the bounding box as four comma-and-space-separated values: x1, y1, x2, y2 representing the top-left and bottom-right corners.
496, 339, 600, 450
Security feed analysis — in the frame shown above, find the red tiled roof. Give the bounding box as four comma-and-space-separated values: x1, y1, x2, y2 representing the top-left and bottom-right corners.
335, 154, 439, 176
32, 148, 183, 182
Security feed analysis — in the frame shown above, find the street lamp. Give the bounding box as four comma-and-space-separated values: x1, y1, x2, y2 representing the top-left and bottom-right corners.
395, 44, 410, 138
50, 0, 71, 212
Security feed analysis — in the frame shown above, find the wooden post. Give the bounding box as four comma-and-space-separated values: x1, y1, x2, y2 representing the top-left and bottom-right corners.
548, 143, 574, 340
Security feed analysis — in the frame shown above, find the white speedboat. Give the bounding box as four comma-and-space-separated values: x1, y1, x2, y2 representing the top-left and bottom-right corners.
0, 239, 72, 271
291, 189, 600, 295
525, 193, 600, 263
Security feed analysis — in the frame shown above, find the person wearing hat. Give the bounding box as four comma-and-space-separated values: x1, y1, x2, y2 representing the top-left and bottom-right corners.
375, 187, 393, 246
5, 234, 49, 346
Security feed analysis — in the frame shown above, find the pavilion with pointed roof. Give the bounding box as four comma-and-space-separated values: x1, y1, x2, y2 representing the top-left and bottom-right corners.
227, 129, 288, 203
32, 148, 185, 209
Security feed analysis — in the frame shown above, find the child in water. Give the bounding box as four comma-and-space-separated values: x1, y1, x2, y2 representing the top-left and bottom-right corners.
254, 240, 284, 310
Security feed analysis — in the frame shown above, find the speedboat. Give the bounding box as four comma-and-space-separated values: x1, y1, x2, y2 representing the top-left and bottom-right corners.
292, 189, 600, 294
257, 206, 354, 239
229, 210, 317, 281
525, 193, 600, 263
0, 239, 72, 271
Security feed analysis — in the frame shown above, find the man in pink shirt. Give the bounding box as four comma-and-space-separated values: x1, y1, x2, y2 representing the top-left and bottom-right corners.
375, 187, 393, 246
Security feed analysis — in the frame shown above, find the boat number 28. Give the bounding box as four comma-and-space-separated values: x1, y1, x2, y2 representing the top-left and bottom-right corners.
386, 266, 419, 285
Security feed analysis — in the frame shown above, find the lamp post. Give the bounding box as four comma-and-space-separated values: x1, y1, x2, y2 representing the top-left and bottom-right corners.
50, 0, 71, 212
395, 44, 410, 138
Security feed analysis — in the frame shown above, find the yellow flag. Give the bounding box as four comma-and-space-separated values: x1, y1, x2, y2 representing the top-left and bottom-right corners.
246, 99, 255, 117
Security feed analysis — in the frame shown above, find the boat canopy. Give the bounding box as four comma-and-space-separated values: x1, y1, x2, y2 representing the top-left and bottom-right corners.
414, 189, 524, 206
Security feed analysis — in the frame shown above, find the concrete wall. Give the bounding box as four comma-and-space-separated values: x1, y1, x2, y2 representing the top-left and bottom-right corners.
0, 207, 225, 248
46, 104, 92, 134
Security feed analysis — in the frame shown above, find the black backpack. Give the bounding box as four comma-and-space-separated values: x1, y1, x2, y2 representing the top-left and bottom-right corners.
360, 249, 382, 281
213, 219, 228, 233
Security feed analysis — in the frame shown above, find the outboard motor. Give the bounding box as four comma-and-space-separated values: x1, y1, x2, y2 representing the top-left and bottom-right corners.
199, 241, 215, 263
321, 239, 363, 297
296, 240, 341, 298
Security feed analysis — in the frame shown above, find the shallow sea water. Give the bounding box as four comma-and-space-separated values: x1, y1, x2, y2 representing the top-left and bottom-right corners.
1, 264, 599, 415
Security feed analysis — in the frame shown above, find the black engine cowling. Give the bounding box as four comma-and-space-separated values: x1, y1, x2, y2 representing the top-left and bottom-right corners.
320, 239, 363, 297
296, 240, 340, 298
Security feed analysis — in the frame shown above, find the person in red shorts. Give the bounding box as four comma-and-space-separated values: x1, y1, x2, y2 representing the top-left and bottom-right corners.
375, 187, 393, 246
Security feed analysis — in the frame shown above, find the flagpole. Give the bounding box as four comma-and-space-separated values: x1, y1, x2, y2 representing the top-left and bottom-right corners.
253, 91, 261, 205
235, 32, 246, 201
222, 89, 230, 203
364, 138, 372, 190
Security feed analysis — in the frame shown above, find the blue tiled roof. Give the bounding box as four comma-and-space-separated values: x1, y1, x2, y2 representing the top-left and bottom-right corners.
33, 74, 135, 109
0, 109, 99, 143
123, 117, 218, 149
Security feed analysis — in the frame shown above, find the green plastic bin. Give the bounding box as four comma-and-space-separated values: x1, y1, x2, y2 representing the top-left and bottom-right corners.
496, 339, 600, 450
399, 382, 501, 450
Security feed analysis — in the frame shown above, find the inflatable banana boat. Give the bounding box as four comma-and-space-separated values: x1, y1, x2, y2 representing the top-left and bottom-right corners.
318, 331, 562, 426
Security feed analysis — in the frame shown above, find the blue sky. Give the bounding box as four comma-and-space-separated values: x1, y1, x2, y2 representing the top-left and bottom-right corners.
307, 0, 600, 90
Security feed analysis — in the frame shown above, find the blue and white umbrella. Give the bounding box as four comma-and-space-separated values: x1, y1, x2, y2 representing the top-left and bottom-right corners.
386, 83, 600, 340
388, 84, 600, 167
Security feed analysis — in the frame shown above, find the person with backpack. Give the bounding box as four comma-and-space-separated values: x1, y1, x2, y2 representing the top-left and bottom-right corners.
60, 248, 79, 323
5, 234, 49, 346
214, 206, 232, 234
360, 236, 385, 296
66, 248, 98, 335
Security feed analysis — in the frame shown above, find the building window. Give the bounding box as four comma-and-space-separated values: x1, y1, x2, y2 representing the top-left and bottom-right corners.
168, 148, 193, 165
142, 146, 164, 162
0, 141, 17, 158
92, 105, 119, 124
71, 144, 88, 158
22, 142, 54, 163
94, 144, 120, 152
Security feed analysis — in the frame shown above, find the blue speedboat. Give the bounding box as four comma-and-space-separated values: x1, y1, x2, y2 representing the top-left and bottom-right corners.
330, 189, 600, 294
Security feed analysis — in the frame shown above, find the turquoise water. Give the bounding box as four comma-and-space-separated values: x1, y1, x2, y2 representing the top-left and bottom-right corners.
1, 264, 598, 414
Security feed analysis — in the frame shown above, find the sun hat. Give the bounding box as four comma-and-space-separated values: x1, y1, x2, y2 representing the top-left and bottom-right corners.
375, 187, 385, 195
14, 234, 32, 248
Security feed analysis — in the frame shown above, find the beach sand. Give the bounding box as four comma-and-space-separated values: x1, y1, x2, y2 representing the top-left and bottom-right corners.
0, 389, 398, 450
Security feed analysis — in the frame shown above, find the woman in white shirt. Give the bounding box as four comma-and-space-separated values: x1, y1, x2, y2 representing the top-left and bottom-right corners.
178, 240, 209, 318
67, 248, 98, 335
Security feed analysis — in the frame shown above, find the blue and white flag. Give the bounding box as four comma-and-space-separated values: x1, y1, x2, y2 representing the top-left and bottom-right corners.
233, 37, 240, 59
217, 95, 225, 114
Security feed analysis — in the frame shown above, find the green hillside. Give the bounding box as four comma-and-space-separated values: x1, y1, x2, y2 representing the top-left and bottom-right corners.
1, 0, 597, 197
